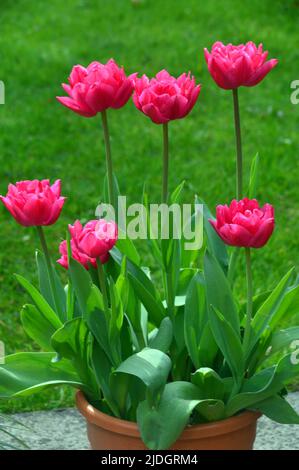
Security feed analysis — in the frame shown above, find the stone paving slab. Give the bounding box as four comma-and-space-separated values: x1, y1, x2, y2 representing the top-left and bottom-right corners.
4, 393, 299, 450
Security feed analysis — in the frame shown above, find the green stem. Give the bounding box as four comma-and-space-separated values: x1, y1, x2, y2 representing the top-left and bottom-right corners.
36, 226, 60, 315
243, 247, 253, 353
162, 122, 169, 203
232, 88, 243, 200
101, 110, 114, 206
97, 260, 109, 318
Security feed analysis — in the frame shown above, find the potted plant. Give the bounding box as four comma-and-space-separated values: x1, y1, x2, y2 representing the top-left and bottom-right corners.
0, 42, 299, 451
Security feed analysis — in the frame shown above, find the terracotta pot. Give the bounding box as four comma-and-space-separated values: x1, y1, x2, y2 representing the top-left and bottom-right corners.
76, 391, 261, 450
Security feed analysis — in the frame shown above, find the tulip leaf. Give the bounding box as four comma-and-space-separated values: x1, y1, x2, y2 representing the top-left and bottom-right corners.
148, 317, 173, 353
209, 306, 244, 391
21, 304, 56, 351
204, 251, 239, 334
184, 272, 209, 368
137, 381, 204, 450
249, 268, 295, 354
248, 152, 259, 199
191, 367, 225, 400
113, 347, 171, 407
111, 247, 166, 326
116, 230, 141, 266
251, 394, 299, 424
196, 399, 225, 422
170, 181, 185, 204
68, 257, 93, 317
226, 353, 299, 416
103, 171, 120, 217
91, 340, 120, 417
36, 249, 66, 322
267, 327, 299, 358
0, 352, 87, 398
198, 197, 229, 274
15, 274, 62, 330
51, 318, 97, 395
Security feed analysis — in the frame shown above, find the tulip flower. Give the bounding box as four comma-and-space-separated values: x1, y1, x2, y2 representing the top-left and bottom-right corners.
133, 69, 200, 203
204, 41, 278, 203
63, 219, 117, 315
69, 219, 118, 259
1, 179, 66, 318
0, 179, 65, 227
57, 219, 114, 270
210, 197, 275, 351
209, 198, 274, 249
57, 59, 136, 117
204, 41, 278, 91
57, 239, 109, 271
57, 59, 136, 206
133, 70, 200, 124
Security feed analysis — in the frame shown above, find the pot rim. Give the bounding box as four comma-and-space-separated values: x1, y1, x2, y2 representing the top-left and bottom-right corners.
76, 391, 261, 440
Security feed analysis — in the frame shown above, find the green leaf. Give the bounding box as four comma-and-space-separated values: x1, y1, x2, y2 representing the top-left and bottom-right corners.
113, 347, 171, 406
103, 171, 120, 215
191, 367, 225, 400
180, 196, 202, 268
148, 317, 173, 353
177, 268, 198, 296
36, 249, 66, 322
268, 327, 299, 358
21, 304, 56, 351
250, 268, 295, 353
111, 247, 166, 326
107, 278, 124, 363
170, 181, 185, 204
251, 394, 299, 424
15, 275, 62, 330
204, 251, 239, 334
137, 381, 203, 450
248, 152, 259, 199
68, 258, 93, 317
142, 188, 163, 267
209, 306, 244, 390
91, 340, 119, 417
184, 272, 208, 368
198, 198, 229, 274
226, 353, 299, 416
51, 318, 96, 394
116, 230, 140, 266
196, 400, 225, 422
0, 352, 86, 398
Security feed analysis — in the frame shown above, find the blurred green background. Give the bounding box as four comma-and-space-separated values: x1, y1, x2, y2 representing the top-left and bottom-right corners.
0, 0, 298, 412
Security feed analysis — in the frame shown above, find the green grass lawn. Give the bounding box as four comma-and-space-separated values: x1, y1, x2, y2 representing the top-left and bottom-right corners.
0, 0, 299, 412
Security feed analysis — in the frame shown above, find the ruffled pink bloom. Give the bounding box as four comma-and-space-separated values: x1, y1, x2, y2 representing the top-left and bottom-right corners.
57, 59, 137, 117
0, 179, 65, 227
209, 198, 274, 248
57, 219, 118, 270
57, 239, 108, 270
204, 42, 278, 90
133, 69, 201, 124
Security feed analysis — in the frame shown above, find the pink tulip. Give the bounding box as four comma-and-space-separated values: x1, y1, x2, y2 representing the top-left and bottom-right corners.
209, 198, 274, 248
133, 70, 201, 124
0, 179, 65, 227
57, 239, 108, 270
56, 59, 137, 117
204, 42, 278, 90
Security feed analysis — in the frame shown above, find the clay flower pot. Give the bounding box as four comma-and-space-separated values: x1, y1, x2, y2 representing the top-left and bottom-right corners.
76, 391, 261, 450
